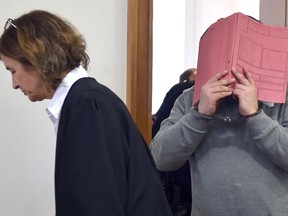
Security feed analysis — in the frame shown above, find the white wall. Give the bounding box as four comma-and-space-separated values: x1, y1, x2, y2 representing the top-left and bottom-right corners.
0, 1, 127, 215
152, 0, 259, 113
190, 0, 260, 67
152, 1, 186, 114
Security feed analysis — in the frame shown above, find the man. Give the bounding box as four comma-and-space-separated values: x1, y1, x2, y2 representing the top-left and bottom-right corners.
179, 68, 197, 83
151, 68, 288, 216
152, 68, 197, 137
152, 69, 196, 216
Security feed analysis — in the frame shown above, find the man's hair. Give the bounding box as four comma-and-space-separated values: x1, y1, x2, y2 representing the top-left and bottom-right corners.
0, 10, 90, 90
179, 68, 197, 83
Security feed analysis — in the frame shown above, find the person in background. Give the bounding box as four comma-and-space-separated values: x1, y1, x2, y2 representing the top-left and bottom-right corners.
152, 68, 196, 216
151, 67, 288, 216
153, 68, 197, 136
0, 10, 173, 216
179, 68, 197, 83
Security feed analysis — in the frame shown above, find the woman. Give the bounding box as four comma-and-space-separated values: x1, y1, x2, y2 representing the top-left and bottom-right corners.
0, 10, 172, 216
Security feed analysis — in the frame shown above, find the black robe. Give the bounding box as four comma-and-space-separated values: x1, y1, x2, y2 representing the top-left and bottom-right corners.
55, 77, 172, 216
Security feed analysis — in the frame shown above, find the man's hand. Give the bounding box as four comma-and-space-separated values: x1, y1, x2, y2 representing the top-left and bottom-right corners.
232, 68, 258, 116
198, 70, 235, 116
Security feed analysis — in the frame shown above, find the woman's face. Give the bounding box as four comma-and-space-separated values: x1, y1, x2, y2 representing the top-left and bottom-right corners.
1, 54, 54, 102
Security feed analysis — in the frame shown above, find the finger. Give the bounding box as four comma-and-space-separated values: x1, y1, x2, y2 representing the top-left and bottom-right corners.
213, 90, 233, 101
209, 78, 235, 88
207, 72, 235, 89
243, 67, 256, 86
232, 88, 242, 97
207, 70, 229, 84
231, 68, 250, 86
210, 85, 233, 94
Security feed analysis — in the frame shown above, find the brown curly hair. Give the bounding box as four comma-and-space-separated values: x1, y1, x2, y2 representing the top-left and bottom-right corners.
0, 10, 90, 90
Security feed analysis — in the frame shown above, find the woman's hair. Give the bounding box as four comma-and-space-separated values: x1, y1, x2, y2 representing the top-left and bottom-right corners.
0, 10, 90, 90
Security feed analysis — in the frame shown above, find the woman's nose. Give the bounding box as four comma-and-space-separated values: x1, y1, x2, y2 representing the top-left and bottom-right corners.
12, 77, 19, 89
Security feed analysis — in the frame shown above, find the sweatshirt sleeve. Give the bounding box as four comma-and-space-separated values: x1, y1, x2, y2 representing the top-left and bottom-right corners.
150, 89, 213, 171
246, 105, 288, 172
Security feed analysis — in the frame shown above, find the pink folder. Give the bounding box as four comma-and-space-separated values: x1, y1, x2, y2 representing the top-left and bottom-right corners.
193, 12, 288, 105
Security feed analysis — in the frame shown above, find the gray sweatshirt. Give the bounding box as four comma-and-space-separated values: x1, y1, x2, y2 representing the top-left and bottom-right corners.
151, 86, 288, 216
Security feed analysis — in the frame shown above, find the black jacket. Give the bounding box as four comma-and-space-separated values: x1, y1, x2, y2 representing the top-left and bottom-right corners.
55, 77, 172, 216
153, 81, 194, 138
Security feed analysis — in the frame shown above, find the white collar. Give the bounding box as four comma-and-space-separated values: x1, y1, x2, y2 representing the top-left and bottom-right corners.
46, 66, 89, 133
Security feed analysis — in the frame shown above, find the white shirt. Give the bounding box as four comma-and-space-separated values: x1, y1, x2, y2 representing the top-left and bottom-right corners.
46, 66, 89, 134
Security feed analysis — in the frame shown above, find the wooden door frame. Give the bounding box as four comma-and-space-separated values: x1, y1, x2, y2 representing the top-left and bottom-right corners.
126, 0, 153, 144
